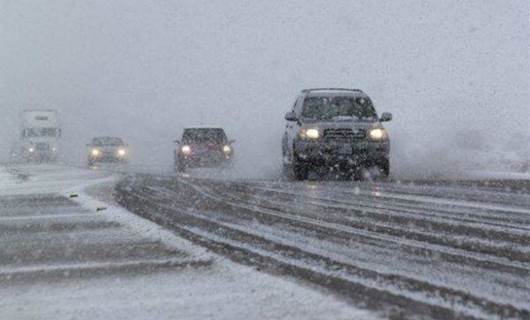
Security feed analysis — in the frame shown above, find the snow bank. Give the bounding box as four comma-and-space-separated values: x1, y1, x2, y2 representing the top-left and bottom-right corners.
0, 167, 20, 190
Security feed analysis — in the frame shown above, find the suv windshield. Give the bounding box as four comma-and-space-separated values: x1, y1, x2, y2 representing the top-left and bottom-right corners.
183, 128, 227, 144
93, 137, 124, 146
301, 96, 377, 121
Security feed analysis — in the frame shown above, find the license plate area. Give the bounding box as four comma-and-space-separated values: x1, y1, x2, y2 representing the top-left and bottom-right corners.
337, 144, 352, 155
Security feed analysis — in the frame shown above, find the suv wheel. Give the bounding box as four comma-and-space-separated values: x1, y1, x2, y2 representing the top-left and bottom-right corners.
378, 158, 390, 180
293, 159, 309, 181
176, 162, 186, 173
281, 162, 292, 180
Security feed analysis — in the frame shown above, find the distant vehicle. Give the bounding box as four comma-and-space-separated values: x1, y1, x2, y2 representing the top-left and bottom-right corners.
282, 88, 392, 180
174, 127, 235, 172
15, 109, 61, 162
87, 137, 129, 167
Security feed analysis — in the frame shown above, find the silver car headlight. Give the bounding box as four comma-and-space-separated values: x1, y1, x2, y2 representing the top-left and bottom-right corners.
118, 149, 126, 156
91, 149, 101, 156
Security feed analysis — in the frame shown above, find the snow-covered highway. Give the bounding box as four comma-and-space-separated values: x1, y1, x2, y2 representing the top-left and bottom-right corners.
0, 165, 375, 320
116, 172, 530, 320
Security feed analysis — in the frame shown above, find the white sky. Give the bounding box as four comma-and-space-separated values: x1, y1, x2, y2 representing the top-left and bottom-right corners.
1, 0, 529, 175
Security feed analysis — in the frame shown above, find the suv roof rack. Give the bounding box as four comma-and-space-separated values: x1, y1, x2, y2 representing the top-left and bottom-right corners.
301, 88, 364, 93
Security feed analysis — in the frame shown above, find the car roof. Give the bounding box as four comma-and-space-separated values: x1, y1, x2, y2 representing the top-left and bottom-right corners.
302, 88, 368, 98
93, 136, 122, 140
183, 126, 224, 130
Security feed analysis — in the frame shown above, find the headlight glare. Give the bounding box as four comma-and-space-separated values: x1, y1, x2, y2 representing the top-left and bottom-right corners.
91, 149, 100, 156
369, 128, 387, 140
181, 145, 191, 155
118, 149, 126, 156
223, 145, 231, 153
300, 128, 320, 139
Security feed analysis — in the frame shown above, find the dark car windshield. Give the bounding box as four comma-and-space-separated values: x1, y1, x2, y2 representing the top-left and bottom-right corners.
92, 137, 124, 146
301, 96, 377, 121
182, 128, 227, 144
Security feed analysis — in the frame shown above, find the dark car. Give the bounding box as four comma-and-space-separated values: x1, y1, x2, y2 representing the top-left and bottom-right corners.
282, 88, 392, 180
174, 127, 234, 172
87, 136, 129, 167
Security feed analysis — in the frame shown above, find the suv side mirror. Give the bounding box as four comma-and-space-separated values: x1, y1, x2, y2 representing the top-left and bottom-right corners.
229, 139, 236, 144
380, 112, 392, 122
285, 112, 298, 122
174, 140, 181, 144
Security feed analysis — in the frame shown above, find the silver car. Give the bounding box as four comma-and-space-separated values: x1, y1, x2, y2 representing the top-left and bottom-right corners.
282, 88, 392, 180
87, 136, 129, 167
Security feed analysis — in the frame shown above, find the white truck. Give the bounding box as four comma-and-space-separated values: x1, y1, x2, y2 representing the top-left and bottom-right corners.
14, 109, 61, 162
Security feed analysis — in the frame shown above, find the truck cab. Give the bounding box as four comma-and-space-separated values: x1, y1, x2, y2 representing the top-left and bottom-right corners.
18, 110, 61, 162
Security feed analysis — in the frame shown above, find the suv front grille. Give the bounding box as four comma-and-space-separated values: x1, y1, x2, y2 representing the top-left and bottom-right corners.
323, 129, 365, 142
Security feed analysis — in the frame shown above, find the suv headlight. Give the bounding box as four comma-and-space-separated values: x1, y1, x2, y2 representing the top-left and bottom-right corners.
369, 128, 388, 141
118, 149, 126, 156
299, 128, 320, 140
91, 149, 100, 156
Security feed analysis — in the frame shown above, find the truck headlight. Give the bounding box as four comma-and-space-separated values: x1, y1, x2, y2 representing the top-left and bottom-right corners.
181, 145, 191, 155
28, 147, 35, 153
118, 149, 126, 156
299, 128, 320, 139
223, 145, 231, 154
91, 149, 100, 156
369, 128, 388, 141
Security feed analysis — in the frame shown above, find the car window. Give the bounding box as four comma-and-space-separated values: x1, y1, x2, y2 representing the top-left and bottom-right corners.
93, 137, 124, 146
294, 96, 304, 116
301, 96, 377, 121
182, 129, 227, 144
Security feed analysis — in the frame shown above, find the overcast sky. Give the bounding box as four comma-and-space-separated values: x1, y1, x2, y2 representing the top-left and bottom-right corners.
1, 0, 528, 176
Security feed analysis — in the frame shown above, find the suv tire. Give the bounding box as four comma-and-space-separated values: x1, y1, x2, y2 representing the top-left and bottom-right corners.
293, 158, 309, 181
377, 158, 390, 180
176, 162, 186, 173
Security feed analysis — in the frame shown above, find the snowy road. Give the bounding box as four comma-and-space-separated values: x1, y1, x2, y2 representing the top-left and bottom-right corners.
116, 173, 530, 320
0, 165, 376, 320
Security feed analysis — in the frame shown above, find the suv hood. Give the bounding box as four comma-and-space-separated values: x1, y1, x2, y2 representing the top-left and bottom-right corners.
93, 145, 125, 152
301, 120, 379, 131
